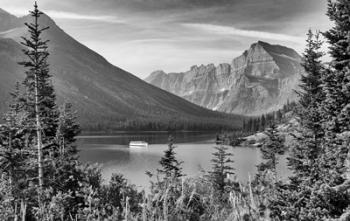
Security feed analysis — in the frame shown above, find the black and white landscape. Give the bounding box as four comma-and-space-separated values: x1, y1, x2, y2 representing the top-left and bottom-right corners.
0, 0, 349, 220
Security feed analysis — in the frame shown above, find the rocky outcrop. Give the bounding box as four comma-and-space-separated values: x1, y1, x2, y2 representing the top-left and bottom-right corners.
145, 41, 303, 115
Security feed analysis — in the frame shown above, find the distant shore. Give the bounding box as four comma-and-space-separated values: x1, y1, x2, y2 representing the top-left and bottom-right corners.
79, 130, 222, 136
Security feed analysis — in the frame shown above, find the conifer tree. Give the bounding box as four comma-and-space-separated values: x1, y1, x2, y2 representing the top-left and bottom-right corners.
55, 103, 80, 155
258, 124, 285, 175
19, 2, 55, 202
271, 30, 328, 220
260, 115, 266, 131
0, 83, 32, 219
49, 102, 81, 195
314, 0, 350, 217
20, 3, 58, 140
16, 3, 84, 218
321, 0, 350, 136
288, 30, 325, 180
299, 30, 324, 109
158, 136, 183, 179
209, 145, 234, 195
276, 110, 282, 123
278, 1, 350, 219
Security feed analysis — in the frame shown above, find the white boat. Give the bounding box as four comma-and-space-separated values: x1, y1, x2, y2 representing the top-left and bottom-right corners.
129, 141, 148, 148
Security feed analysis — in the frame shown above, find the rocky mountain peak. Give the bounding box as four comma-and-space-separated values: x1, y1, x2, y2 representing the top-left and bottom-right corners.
145, 41, 304, 115
147, 70, 167, 79
144, 70, 170, 86
256, 41, 301, 59
150, 70, 166, 75
232, 41, 303, 79
190, 65, 198, 71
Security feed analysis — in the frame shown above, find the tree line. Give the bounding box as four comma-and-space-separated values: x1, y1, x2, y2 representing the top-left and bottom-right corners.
242, 101, 296, 133
83, 116, 240, 133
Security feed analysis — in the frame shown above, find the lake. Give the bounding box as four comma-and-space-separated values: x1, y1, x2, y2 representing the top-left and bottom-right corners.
77, 132, 290, 189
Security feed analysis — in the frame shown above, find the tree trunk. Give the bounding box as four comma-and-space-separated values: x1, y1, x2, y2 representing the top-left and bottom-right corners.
163, 187, 169, 221
35, 70, 44, 207
142, 195, 147, 221
33, 5, 44, 205
21, 200, 26, 221
125, 196, 130, 221
14, 202, 18, 221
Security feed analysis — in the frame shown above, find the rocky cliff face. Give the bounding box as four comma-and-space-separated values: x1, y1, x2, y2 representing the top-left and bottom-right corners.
145, 41, 303, 115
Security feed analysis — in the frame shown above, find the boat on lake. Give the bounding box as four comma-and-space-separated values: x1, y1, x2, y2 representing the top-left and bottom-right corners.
129, 141, 148, 148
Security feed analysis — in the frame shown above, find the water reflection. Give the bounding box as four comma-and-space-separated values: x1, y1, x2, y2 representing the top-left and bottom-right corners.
78, 131, 216, 145
77, 132, 290, 189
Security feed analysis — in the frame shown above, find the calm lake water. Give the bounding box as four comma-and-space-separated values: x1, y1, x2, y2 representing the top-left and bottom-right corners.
77, 132, 290, 189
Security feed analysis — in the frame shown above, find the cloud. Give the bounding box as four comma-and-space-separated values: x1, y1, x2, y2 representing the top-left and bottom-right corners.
45, 11, 124, 23
0, 0, 328, 78
183, 23, 305, 44
0, 6, 123, 24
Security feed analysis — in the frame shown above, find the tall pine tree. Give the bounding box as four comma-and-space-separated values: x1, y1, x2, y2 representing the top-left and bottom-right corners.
209, 145, 234, 195
19, 2, 58, 203
14, 2, 83, 218
258, 124, 285, 176
158, 136, 183, 179
289, 30, 325, 181
277, 1, 350, 219
316, 0, 350, 217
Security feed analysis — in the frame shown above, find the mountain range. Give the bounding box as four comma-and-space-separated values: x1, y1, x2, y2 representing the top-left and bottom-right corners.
0, 9, 240, 131
145, 41, 303, 115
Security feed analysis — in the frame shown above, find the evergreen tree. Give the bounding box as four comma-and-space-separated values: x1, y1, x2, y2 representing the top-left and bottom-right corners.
209, 145, 234, 195
271, 30, 328, 220
20, 3, 58, 139
0, 83, 34, 219
19, 2, 59, 205
260, 115, 266, 131
242, 119, 247, 132
55, 103, 81, 155
289, 30, 325, 180
5, 3, 84, 218
276, 110, 283, 123
277, 1, 350, 219
299, 30, 325, 109
321, 0, 350, 136
48, 103, 82, 198
253, 124, 285, 220
158, 136, 183, 179
324, 0, 350, 72
258, 124, 285, 175
315, 0, 350, 217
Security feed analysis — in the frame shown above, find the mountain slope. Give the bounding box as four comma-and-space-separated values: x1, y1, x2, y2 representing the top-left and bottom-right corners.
145, 41, 303, 115
0, 9, 21, 32
0, 10, 241, 130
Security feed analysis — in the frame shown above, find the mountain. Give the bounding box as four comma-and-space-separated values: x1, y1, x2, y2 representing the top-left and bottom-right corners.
0, 9, 21, 32
0, 9, 241, 131
145, 41, 303, 115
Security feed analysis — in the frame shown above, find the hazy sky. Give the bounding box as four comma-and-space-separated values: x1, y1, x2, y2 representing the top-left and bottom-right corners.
1, 0, 331, 78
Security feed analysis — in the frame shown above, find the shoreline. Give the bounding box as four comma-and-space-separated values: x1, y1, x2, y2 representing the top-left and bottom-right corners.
79, 130, 221, 136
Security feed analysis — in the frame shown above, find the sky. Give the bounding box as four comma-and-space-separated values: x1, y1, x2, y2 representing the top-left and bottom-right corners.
1, 0, 331, 78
